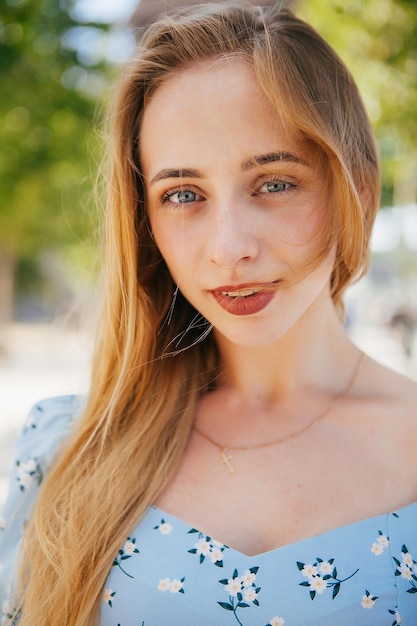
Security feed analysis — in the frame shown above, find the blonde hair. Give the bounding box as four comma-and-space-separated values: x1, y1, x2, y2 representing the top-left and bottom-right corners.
16, 2, 380, 624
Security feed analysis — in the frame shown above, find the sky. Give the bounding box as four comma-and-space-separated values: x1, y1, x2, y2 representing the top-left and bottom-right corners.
67, 0, 140, 65
72, 0, 139, 24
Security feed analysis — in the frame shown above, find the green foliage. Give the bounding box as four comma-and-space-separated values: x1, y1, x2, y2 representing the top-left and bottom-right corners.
1, 0, 416, 319
300, 0, 417, 206
0, 0, 106, 258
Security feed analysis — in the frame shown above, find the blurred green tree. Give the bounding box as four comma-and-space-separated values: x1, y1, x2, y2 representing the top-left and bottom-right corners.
0, 0, 109, 321
300, 0, 417, 208
1, 0, 416, 322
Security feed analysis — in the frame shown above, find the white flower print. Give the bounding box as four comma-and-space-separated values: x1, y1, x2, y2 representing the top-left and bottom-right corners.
21, 459, 36, 473
122, 539, 137, 555
243, 587, 258, 602
393, 544, 417, 593
210, 548, 224, 564
298, 557, 359, 600
361, 596, 375, 609
187, 528, 228, 567
301, 563, 318, 578
310, 577, 327, 594
1, 598, 16, 626
225, 577, 242, 597
267, 618, 286, 626
112, 536, 140, 578
218, 566, 261, 625
1, 600, 10, 617
16, 458, 42, 491
361, 590, 378, 609
194, 537, 211, 557
318, 561, 332, 575
371, 542, 384, 556
157, 578, 171, 592
399, 562, 413, 580
2, 612, 13, 625
159, 522, 173, 535
158, 577, 185, 594
153, 518, 173, 535
19, 474, 32, 488
169, 578, 185, 594
103, 588, 115, 607
389, 608, 402, 625
371, 531, 390, 555
240, 569, 257, 587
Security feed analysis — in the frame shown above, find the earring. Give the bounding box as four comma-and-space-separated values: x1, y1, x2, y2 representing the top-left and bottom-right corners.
158, 285, 179, 334
158, 285, 213, 358
160, 311, 213, 358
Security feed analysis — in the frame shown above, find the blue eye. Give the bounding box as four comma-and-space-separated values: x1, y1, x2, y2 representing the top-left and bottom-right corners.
159, 186, 204, 208
261, 181, 292, 193
170, 189, 198, 203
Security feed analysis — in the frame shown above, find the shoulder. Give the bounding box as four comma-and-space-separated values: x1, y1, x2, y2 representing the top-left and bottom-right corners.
359, 355, 417, 453
0, 395, 86, 607
24, 393, 86, 427
345, 356, 417, 502
16, 394, 86, 468
4, 394, 86, 501
343, 354, 417, 448
363, 357, 417, 409
22, 394, 85, 440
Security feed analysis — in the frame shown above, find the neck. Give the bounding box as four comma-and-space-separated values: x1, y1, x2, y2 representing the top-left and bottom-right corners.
213, 296, 358, 407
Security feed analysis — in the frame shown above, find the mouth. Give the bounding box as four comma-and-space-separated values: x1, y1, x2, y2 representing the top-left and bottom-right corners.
210, 281, 281, 316
220, 287, 264, 298
212, 280, 281, 296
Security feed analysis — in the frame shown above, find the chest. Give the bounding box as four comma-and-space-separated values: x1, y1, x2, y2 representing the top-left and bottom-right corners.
155, 419, 417, 556
100, 501, 417, 626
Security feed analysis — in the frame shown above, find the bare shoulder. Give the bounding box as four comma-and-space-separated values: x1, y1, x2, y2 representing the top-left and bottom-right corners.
361, 353, 417, 424
367, 355, 416, 395
353, 354, 417, 503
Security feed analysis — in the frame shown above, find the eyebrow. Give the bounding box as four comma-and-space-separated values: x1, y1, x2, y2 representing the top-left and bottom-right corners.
150, 168, 203, 185
149, 151, 309, 185
243, 151, 310, 170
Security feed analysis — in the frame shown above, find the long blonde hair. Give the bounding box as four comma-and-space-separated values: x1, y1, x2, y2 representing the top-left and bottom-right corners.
16, 2, 380, 624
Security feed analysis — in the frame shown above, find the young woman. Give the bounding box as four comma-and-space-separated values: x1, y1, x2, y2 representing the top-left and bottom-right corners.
1, 2, 416, 625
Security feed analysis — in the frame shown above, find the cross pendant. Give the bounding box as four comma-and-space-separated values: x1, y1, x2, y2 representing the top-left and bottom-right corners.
219, 447, 236, 476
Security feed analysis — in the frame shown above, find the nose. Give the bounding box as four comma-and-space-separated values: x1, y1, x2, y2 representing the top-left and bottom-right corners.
207, 204, 259, 268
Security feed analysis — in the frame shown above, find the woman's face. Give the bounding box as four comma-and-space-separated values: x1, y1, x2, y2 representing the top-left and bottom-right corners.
141, 59, 334, 347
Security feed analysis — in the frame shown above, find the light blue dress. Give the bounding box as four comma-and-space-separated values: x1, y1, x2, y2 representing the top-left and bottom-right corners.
1, 396, 416, 625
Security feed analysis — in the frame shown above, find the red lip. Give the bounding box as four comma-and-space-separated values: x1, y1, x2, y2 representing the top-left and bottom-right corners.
210, 281, 280, 316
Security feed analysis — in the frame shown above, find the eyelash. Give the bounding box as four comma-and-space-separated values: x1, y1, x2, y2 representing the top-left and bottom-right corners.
158, 177, 297, 206
254, 177, 297, 196
160, 187, 202, 205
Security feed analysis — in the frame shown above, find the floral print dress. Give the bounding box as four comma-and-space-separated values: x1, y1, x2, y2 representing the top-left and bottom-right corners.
1, 396, 417, 625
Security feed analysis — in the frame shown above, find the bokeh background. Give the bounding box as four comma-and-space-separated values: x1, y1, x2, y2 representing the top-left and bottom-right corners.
1, 0, 417, 502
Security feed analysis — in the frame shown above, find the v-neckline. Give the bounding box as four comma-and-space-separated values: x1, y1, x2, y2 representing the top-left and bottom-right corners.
149, 499, 417, 560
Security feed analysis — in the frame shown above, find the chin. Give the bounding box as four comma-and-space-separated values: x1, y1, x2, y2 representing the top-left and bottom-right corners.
214, 323, 294, 349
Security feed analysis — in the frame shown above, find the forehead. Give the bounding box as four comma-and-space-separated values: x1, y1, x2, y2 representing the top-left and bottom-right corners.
142, 58, 274, 131
148, 57, 258, 101
139, 58, 309, 171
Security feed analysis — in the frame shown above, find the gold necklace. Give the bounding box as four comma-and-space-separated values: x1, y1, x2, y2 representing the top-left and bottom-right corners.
194, 352, 364, 476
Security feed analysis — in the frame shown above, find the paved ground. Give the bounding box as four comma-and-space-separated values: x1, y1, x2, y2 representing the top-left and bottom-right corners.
0, 321, 416, 506
0, 322, 91, 504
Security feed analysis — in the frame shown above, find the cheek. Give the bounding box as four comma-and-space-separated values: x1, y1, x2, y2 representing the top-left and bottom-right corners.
151, 221, 193, 283
267, 206, 326, 259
